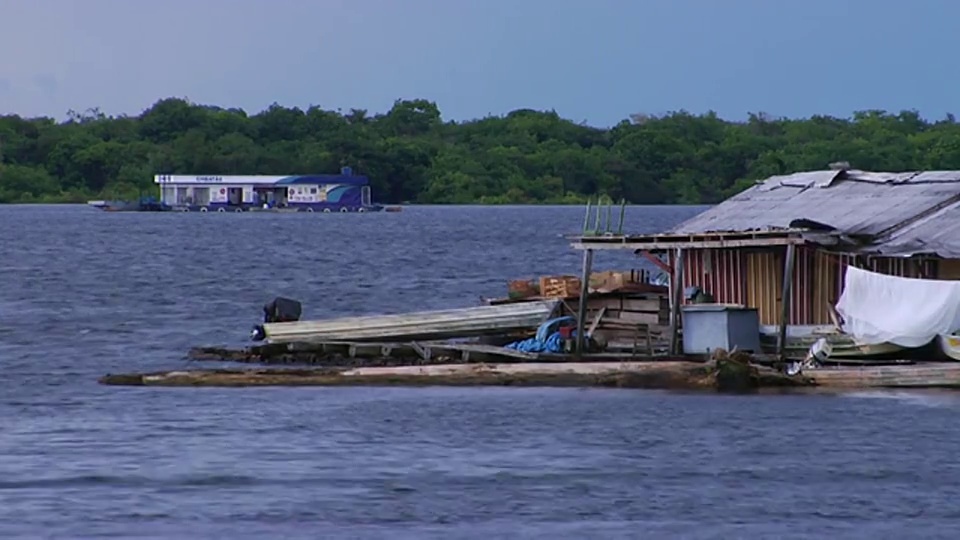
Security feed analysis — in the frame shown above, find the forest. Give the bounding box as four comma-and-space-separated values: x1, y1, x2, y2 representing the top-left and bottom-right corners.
1, 97, 959, 204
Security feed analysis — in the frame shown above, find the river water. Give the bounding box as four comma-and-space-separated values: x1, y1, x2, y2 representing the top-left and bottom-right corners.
2, 204, 959, 539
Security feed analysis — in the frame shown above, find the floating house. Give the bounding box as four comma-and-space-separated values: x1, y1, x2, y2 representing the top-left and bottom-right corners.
572, 167, 960, 358
98, 169, 960, 390
153, 167, 382, 212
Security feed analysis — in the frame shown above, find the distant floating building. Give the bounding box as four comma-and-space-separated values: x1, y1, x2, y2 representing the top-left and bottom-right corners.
153, 166, 382, 212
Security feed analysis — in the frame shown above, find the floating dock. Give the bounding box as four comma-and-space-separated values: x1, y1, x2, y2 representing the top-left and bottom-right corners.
98, 261, 960, 392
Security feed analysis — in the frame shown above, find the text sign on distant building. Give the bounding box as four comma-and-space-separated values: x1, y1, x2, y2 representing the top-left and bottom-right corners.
153, 175, 289, 185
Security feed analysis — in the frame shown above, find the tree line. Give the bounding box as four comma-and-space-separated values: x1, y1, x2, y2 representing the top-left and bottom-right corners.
0, 98, 958, 204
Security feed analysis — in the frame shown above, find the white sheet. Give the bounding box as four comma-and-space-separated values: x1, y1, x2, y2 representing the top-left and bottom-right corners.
835, 266, 960, 348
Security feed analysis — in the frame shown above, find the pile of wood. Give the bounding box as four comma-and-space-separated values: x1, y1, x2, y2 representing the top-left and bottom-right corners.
576, 293, 670, 354
498, 270, 673, 355
504, 269, 665, 301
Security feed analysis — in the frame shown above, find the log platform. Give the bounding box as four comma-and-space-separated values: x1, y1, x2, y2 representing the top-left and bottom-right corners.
100, 361, 804, 392
102, 340, 960, 392
100, 350, 807, 392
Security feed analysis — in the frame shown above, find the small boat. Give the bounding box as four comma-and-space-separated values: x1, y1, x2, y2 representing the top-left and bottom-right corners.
87, 198, 172, 212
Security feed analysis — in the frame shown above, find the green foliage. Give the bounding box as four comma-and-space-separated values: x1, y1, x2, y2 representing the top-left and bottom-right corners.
0, 101, 958, 204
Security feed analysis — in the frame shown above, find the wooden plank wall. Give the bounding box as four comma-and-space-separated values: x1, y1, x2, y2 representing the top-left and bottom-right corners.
568, 293, 670, 346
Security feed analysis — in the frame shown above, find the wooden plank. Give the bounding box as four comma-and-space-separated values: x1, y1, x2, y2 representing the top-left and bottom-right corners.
588, 297, 623, 311
805, 363, 960, 388
576, 249, 594, 357
585, 308, 618, 320
588, 307, 606, 336
639, 250, 672, 274
778, 244, 797, 360
618, 310, 663, 325
449, 343, 541, 362
411, 342, 431, 361
570, 237, 804, 251
622, 307, 670, 319
670, 248, 684, 355
621, 298, 662, 312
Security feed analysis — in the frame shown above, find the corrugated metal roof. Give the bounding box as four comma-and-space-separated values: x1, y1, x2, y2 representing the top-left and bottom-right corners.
871, 201, 960, 258
672, 169, 960, 237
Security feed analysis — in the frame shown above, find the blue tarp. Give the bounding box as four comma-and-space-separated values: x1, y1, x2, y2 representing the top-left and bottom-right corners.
505, 316, 576, 354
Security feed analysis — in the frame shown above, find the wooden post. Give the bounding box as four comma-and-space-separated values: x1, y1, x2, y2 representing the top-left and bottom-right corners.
670, 248, 685, 355
575, 249, 594, 358
778, 243, 797, 360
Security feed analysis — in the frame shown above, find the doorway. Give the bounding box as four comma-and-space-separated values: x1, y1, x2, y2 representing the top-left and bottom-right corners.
227, 187, 243, 206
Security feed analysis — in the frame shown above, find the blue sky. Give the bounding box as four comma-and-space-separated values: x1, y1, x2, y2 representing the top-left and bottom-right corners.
0, 0, 956, 127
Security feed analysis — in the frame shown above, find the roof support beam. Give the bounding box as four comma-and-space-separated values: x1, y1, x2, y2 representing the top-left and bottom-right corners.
571, 236, 805, 251
639, 250, 672, 274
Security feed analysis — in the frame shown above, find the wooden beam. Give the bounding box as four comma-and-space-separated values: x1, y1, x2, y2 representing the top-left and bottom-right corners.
639, 250, 672, 274
571, 237, 804, 251
670, 248, 685, 355
575, 249, 594, 359
587, 307, 606, 337
777, 244, 797, 360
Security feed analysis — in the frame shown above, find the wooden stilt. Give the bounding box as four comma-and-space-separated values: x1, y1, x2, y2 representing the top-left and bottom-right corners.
670, 248, 685, 355
575, 248, 594, 359
778, 244, 797, 360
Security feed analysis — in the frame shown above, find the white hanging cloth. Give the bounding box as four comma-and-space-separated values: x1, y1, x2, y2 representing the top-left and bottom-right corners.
835, 266, 960, 348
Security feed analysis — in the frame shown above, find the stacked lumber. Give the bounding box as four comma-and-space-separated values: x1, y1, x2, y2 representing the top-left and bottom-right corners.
584, 295, 669, 327
501, 269, 664, 303
579, 293, 671, 353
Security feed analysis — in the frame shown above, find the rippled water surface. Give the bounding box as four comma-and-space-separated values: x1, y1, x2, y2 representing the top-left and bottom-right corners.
3, 204, 960, 539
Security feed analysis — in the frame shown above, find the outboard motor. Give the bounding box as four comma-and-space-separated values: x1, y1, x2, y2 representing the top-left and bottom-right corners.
251, 297, 303, 341
263, 297, 302, 323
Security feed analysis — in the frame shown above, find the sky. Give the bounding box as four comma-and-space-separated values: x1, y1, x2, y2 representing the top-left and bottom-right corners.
0, 0, 957, 127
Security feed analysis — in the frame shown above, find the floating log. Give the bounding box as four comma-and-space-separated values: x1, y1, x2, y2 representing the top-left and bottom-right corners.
802, 362, 960, 388
99, 360, 960, 390
107, 337, 960, 391
99, 356, 808, 392
252, 300, 560, 343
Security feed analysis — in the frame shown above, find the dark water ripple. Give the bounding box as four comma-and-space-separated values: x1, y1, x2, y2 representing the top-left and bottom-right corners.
2, 204, 960, 539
